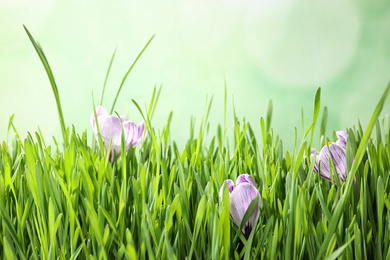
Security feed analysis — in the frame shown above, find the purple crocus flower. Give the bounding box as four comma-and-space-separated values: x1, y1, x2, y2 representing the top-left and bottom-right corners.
219, 174, 261, 239
310, 130, 353, 183
90, 106, 147, 157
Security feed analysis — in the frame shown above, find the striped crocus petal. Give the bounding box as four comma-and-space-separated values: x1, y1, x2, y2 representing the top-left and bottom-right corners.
219, 179, 235, 201
229, 183, 261, 239
236, 174, 258, 189
90, 106, 147, 159
131, 121, 148, 147
98, 115, 124, 155
123, 121, 138, 149
90, 106, 109, 136
123, 120, 148, 148
318, 143, 347, 183
335, 130, 348, 150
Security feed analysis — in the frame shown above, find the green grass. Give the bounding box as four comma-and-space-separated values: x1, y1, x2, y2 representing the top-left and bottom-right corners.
1, 27, 390, 259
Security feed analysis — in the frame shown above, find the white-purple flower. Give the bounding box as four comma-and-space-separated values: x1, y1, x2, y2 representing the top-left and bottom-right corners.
310, 130, 353, 183
219, 174, 261, 239
90, 106, 147, 157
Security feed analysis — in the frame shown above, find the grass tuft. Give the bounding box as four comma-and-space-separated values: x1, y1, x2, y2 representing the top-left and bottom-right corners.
1, 29, 390, 259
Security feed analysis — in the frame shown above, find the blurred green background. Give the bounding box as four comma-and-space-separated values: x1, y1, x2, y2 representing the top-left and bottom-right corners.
1, 0, 389, 150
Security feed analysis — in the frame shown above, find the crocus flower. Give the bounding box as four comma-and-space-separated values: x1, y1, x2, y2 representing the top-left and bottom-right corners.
219, 174, 261, 239
90, 106, 147, 158
310, 130, 353, 183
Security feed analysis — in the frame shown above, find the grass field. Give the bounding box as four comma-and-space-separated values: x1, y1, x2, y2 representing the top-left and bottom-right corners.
1, 27, 390, 260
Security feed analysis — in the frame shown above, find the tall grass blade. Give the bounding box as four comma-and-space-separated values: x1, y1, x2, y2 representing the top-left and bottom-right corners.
110, 35, 155, 114
23, 25, 67, 148
99, 47, 117, 106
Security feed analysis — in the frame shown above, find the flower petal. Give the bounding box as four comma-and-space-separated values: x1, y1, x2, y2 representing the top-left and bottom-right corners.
123, 121, 138, 149
318, 143, 347, 183
98, 115, 123, 154
236, 174, 258, 189
229, 183, 261, 237
219, 179, 235, 201
336, 130, 348, 150
132, 121, 148, 147
90, 106, 109, 135
91, 106, 147, 159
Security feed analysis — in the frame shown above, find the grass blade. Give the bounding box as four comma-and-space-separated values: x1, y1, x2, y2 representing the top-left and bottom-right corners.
23, 25, 67, 148
99, 47, 117, 106
110, 35, 155, 114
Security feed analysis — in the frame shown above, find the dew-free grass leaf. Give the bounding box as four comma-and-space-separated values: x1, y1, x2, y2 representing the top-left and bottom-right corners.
324, 235, 355, 260
220, 184, 231, 259
266, 99, 273, 133
23, 26, 67, 148
377, 176, 384, 258
3, 235, 16, 260
69, 243, 84, 260
188, 195, 206, 259
294, 140, 307, 177
110, 35, 155, 114
271, 219, 279, 260
310, 87, 321, 146
98, 205, 119, 236
320, 106, 328, 142
84, 199, 107, 259
99, 47, 117, 106
243, 223, 256, 260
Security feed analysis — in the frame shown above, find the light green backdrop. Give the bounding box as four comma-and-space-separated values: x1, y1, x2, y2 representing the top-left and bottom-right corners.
1, 0, 389, 150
